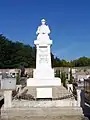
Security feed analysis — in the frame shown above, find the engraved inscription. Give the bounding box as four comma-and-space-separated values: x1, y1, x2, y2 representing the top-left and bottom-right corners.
39, 47, 48, 64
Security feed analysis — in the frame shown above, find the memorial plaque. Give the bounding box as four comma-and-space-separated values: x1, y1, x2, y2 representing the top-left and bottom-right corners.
1, 78, 16, 90
39, 47, 49, 64
37, 88, 52, 98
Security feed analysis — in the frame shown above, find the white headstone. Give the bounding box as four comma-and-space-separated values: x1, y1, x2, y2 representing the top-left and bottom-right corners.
4, 90, 12, 109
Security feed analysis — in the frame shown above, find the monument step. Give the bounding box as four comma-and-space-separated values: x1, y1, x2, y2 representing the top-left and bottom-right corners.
1, 107, 84, 119
11, 99, 79, 108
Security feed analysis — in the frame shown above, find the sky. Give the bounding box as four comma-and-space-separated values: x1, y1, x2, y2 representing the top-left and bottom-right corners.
0, 0, 90, 60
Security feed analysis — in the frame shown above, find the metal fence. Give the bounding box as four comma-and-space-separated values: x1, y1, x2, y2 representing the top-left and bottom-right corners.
84, 78, 90, 105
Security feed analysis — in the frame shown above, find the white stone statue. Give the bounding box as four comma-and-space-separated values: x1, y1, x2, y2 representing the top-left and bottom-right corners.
36, 19, 50, 40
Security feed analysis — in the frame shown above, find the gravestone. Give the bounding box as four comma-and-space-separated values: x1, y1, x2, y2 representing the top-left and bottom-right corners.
1, 74, 16, 108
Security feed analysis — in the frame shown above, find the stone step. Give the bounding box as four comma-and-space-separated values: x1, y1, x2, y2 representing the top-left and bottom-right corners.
1, 107, 83, 118
12, 99, 77, 107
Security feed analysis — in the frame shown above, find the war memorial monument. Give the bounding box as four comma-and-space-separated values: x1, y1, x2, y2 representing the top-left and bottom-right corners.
27, 19, 61, 99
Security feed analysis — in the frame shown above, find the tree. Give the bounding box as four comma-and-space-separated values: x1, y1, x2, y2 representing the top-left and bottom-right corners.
0, 34, 36, 68
69, 68, 73, 84
71, 57, 90, 67
16, 71, 20, 85
55, 69, 60, 77
61, 71, 66, 87
51, 53, 54, 68
54, 57, 62, 67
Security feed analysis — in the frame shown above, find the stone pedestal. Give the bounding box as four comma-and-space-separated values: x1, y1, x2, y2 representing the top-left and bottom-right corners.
4, 90, 12, 109
1, 78, 16, 109
77, 89, 81, 107
67, 84, 73, 93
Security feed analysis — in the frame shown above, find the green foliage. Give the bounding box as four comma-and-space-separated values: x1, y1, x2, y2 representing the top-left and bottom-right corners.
55, 69, 60, 77
61, 72, 66, 87
71, 57, 90, 67
16, 71, 20, 85
69, 68, 73, 84
0, 34, 90, 68
0, 34, 36, 68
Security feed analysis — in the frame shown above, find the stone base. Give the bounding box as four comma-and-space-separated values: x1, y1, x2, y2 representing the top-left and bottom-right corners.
4, 90, 12, 109
27, 78, 61, 86
27, 78, 61, 98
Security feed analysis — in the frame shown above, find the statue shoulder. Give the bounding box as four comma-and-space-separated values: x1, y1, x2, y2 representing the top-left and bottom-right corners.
37, 26, 41, 29
46, 25, 50, 29
46, 25, 49, 27
46, 25, 50, 33
36, 26, 41, 34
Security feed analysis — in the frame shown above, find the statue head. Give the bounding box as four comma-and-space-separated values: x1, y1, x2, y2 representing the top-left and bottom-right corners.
41, 19, 46, 25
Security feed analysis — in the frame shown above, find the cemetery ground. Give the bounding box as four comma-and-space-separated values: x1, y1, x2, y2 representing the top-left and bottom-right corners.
0, 71, 90, 120
0, 85, 88, 120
